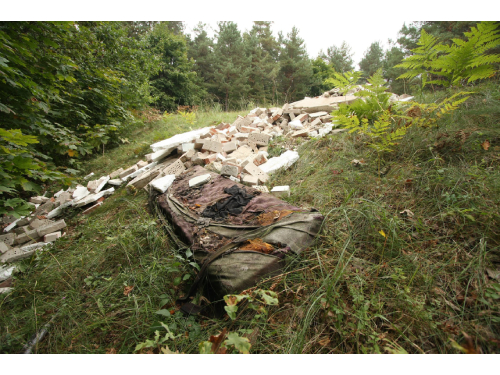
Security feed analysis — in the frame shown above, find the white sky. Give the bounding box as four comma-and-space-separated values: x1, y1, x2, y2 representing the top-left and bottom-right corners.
6, 0, 494, 68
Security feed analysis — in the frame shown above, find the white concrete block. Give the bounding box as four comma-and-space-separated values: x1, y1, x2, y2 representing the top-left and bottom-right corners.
259, 150, 299, 175
271, 185, 290, 198
44, 231, 62, 243
189, 174, 211, 188
150, 175, 176, 193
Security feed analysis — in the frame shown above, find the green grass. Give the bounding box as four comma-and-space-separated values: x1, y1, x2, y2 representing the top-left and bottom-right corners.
1, 84, 500, 353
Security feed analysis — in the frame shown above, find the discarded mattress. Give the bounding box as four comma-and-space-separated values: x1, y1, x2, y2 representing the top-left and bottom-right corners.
154, 166, 324, 308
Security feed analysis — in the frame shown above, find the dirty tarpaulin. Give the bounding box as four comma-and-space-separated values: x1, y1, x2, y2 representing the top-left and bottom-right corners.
154, 166, 324, 312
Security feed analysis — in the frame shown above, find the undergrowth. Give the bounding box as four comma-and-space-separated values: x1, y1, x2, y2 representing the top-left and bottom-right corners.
1, 84, 499, 353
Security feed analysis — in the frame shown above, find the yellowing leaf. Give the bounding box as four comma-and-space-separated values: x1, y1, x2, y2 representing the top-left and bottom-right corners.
481, 140, 490, 150
67, 149, 76, 157
379, 230, 386, 238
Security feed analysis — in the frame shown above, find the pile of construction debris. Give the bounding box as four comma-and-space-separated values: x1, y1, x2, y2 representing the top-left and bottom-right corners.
1, 102, 341, 290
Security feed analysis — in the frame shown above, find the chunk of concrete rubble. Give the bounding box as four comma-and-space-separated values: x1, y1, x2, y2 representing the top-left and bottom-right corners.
292, 130, 309, 138
44, 231, 61, 243
150, 126, 214, 153
118, 165, 139, 179
30, 196, 47, 204
107, 179, 124, 186
149, 148, 172, 163
253, 186, 269, 193
151, 175, 176, 193
180, 149, 195, 162
109, 167, 124, 179
55, 191, 73, 205
260, 150, 299, 175
242, 175, 258, 186
137, 160, 149, 169
289, 119, 304, 130
189, 174, 211, 188
309, 111, 328, 118
162, 159, 186, 176
83, 172, 95, 180
0, 287, 13, 294
271, 185, 290, 198
53, 189, 65, 198
0, 241, 10, 254
28, 219, 51, 230
220, 164, 239, 177
290, 95, 357, 113
74, 188, 114, 208
47, 200, 73, 219
0, 265, 16, 282
243, 163, 269, 184
37, 219, 66, 237
207, 162, 222, 173
81, 201, 103, 215
4, 218, 21, 233
72, 186, 91, 202
123, 162, 158, 182
14, 229, 40, 245
127, 168, 162, 190
0, 233, 15, 246
248, 133, 270, 146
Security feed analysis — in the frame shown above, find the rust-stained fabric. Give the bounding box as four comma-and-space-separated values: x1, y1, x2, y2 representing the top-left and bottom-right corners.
155, 165, 324, 299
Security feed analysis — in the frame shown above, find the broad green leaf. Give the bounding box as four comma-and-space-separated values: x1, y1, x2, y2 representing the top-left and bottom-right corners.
224, 332, 251, 354
155, 309, 171, 318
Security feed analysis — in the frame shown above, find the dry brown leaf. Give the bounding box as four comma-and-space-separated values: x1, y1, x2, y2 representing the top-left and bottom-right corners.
123, 285, 134, 296
481, 140, 490, 150
318, 337, 331, 346
209, 328, 228, 354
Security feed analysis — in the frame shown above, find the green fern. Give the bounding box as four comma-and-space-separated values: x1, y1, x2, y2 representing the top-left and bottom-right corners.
395, 29, 443, 88
396, 22, 500, 88
324, 70, 363, 97
334, 69, 391, 123
434, 22, 500, 85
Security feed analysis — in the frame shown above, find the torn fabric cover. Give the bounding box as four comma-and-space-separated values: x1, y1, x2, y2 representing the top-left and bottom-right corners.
154, 166, 324, 311
201, 185, 254, 220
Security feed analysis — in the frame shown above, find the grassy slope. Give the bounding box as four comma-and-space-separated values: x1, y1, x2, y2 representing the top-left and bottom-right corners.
1, 86, 499, 354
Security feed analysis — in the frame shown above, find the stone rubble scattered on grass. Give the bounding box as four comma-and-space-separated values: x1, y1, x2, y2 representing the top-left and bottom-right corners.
0, 94, 362, 268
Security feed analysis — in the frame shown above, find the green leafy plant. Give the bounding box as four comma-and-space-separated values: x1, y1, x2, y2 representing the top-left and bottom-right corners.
334, 68, 392, 122
324, 70, 363, 100
134, 322, 180, 353
396, 22, 500, 89
400, 91, 470, 128
0, 128, 69, 217
339, 110, 408, 175
198, 289, 279, 354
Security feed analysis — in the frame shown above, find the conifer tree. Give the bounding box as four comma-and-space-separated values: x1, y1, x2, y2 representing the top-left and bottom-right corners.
321, 41, 355, 73
277, 27, 313, 103
243, 22, 280, 105
187, 23, 215, 89
212, 22, 251, 111
359, 42, 384, 81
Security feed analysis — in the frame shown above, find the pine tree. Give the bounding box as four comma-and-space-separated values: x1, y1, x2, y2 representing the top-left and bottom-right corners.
277, 27, 313, 103
359, 42, 384, 81
321, 41, 354, 73
383, 44, 407, 94
243, 22, 280, 105
212, 22, 251, 111
187, 23, 215, 89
